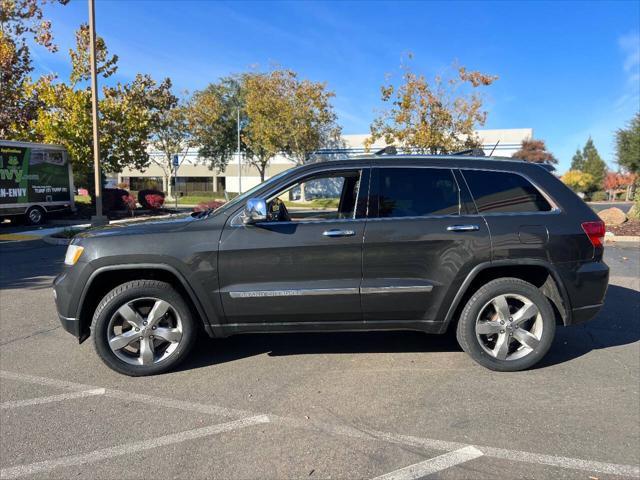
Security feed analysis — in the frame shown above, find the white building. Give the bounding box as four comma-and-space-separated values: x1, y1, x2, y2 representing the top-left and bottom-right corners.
117, 128, 532, 195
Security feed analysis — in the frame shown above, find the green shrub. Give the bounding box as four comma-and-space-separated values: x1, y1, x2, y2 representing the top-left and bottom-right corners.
590, 191, 608, 202
629, 190, 640, 220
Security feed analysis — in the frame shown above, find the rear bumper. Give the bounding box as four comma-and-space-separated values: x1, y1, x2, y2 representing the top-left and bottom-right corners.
556, 260, 609, 326
570, 304, 604, 325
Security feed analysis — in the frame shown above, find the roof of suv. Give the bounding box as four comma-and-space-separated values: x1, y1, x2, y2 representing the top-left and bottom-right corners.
299, 155, 555, 173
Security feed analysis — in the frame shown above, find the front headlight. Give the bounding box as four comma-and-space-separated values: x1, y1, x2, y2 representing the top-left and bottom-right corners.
64, 244, 85, 266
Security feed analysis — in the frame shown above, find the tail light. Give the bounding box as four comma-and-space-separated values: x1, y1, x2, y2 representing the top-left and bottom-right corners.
581, 221, 605, 248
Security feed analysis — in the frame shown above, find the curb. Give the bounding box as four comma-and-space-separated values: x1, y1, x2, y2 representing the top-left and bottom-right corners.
42, 235, 73, 246
605, 235, 640, 244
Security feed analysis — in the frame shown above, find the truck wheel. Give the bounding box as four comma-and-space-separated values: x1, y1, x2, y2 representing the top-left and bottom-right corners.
91, 280, 197, 376
26, 206, 45, 225
456, 278, 556, 372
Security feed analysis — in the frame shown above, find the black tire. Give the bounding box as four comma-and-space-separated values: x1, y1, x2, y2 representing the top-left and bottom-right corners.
456, 277, 556, 372
26, 206, 45, 225
91, 280, 197, 376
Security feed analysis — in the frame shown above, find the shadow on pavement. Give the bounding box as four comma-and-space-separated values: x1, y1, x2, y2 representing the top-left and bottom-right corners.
0, 241, 66, 290
178, 284, 640, 372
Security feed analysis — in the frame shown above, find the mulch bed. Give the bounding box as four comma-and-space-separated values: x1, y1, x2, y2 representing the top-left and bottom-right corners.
607, 220, 640, 236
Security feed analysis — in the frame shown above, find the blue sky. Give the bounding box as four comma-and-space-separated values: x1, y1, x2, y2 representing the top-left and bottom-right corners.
35, 0, 639, 173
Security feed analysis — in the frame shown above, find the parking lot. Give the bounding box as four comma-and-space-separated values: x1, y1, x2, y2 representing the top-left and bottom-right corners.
0, 238, 638, 479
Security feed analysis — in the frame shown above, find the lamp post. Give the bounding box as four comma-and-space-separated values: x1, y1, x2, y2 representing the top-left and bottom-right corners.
237, 107, 242, 194
88, 0, 107, 226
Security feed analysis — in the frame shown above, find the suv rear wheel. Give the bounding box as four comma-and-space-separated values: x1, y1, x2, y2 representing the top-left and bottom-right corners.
91, 280, 197, 376
456, 278, 556, 371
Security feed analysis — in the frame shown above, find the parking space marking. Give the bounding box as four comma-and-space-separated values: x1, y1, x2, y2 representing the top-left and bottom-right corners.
372, 446, 483, 480
0, 389, 105, 410
0, 414, 270, 479
2, 370, 639, 478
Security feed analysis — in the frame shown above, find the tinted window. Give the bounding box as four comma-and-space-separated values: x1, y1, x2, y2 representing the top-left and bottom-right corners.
462, 170, 552, 213
376, 168, 459, 218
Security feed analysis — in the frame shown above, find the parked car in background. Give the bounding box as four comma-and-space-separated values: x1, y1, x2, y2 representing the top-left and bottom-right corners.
0, 140, 75, 225
53, 154, 609, 376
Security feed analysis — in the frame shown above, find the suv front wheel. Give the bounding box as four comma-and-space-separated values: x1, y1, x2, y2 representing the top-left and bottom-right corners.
91, 280, 197, 376
456, 278, 556, 372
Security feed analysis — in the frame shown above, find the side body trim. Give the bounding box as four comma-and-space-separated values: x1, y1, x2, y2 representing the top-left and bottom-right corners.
227, 285, 434, 298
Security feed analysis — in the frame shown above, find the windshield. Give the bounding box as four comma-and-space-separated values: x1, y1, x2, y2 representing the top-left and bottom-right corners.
213, 167, 297, 216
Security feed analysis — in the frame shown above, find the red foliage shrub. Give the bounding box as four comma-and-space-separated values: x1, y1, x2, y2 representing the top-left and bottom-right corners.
121, 194, 137, 214
104, 188, 129, 211
193, 200, 225, 213
137, 189, 165, 209
144, 194, 165, 209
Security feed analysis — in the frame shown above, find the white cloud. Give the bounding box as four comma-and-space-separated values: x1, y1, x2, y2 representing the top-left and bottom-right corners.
619, 31, 640, 75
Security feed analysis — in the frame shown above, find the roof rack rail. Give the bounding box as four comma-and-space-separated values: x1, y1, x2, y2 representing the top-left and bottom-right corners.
452, 148, 486, 157
374, 146, 398, 155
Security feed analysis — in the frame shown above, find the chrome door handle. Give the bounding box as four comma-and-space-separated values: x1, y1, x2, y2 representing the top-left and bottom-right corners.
323, 229, 356, 237
446, 224, 479, 232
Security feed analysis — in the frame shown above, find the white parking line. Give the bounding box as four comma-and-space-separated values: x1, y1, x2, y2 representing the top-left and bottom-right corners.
2, 370, 639, 478
0, 389, 105, 409
0, 415, 269, 479
372, 446, 483, 480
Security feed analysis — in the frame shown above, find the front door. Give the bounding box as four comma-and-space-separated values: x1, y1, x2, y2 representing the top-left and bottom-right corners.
218, 168, 369, 326
362, 166, 490, 326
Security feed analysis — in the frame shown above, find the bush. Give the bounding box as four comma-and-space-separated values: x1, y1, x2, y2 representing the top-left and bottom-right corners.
590, 191, 608, 202
121, 194, 137, 215
193, 200, 225, 213
137, 189, 165, 209
629, 190, 640, 220
103, 188, 130, 211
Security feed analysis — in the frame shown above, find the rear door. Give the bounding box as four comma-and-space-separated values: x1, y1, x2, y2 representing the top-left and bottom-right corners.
218, 167, 369, 325
361, 166, 490, 326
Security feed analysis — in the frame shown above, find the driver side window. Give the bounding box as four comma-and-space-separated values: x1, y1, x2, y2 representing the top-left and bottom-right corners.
267, 170, 362, 222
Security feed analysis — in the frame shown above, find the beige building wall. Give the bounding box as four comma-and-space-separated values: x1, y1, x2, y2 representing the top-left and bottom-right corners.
118, 129, 532, 195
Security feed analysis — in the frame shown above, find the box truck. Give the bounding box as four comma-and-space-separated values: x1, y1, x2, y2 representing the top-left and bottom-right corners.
0, 140, 75, 225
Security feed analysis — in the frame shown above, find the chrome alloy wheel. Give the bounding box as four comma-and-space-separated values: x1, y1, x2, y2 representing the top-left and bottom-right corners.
475, 293, 543, 361
107, 297, 183, 366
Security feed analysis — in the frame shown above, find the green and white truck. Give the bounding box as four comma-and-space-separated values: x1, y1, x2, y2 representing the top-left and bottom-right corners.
0, 140, 75, 225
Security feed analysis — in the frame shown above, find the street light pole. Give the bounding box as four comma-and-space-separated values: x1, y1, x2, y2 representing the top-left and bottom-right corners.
237, 107, 242, 194
88, 0, 107, 226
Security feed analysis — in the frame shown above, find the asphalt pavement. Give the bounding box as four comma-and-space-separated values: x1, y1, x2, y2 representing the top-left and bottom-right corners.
0, 239, 638, 479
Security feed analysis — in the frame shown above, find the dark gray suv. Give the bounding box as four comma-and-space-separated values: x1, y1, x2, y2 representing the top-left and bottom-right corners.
53, 155, 609, 376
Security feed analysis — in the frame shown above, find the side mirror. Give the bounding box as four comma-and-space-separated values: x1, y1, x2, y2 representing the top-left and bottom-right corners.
243, 198, 267, 224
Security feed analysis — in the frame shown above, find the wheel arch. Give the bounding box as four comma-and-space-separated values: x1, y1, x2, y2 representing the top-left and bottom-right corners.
443, 260, 572, 332
76, 264, 211, 343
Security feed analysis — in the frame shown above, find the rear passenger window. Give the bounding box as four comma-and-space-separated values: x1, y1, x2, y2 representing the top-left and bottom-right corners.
462, 170, 552, 213
376, 168, 459, 218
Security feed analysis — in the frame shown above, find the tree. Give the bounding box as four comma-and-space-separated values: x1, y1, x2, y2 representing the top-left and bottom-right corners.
616, 113, 640, 176
366, 59, 498, 153
150, 95, 192, 197
0, 0, 68, 137
570, 148, 585, 170
33, 26, 172, 190
561, 170, 596, 194
242, 72, 289, 182
512, 139, 557, 164
186, 77, 245, 173
581, 137, 607, 191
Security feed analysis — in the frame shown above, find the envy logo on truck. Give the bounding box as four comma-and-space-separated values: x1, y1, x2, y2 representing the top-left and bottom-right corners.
0, 188, 27, 198
0, 153, 24, 183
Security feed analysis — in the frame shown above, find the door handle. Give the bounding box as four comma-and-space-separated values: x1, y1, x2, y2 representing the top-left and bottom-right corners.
323, 229, 356, 237
446, 224, 479, 232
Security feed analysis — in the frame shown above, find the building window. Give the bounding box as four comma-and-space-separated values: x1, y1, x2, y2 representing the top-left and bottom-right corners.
129, 177, 163, 192
173, 177, 214, 194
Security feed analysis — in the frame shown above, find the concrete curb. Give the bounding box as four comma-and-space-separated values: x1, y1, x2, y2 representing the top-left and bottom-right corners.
605, 235, 640, 244
41, 235, 73, 246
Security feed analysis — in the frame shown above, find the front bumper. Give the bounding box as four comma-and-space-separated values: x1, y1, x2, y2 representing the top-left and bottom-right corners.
53, 262, 91, 342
